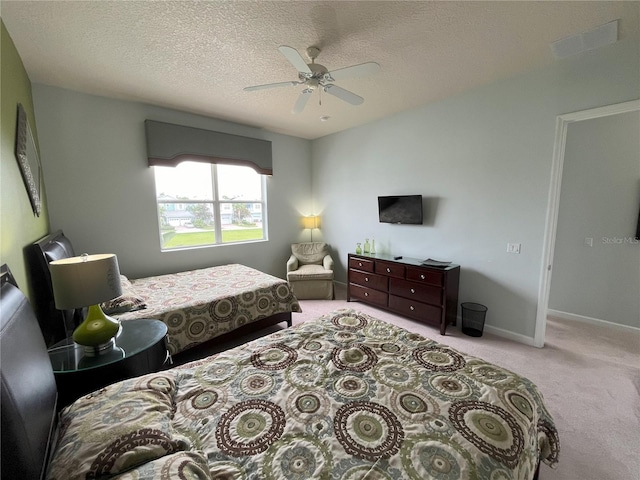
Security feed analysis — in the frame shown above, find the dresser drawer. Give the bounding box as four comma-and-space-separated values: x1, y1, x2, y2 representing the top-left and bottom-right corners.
406, 266, 444, 286
389, 295, 442, 324
349, 256, 374, 272
375, 260, 405, 278
350, 270, 388, 291
389, 278, 442, 306
349, 283, 388, 307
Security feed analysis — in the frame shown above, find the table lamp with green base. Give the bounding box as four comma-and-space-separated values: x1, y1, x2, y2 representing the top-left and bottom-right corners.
49, 253, 123, 356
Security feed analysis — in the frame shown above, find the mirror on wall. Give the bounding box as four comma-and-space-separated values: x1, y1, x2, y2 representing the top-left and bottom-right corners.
15, 103, 41, 216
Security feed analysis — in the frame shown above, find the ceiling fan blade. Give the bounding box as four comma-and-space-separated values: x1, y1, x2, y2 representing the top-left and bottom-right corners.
326, 62, 380, 82
323, 84, 364, 105
244, 81, 299, 91
278, 45, 312, 75
292, 90, 313, 114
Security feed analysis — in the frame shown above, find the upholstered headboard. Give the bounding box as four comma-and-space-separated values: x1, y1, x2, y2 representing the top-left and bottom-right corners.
1, 264, 58, 480
28, 229, 79, 346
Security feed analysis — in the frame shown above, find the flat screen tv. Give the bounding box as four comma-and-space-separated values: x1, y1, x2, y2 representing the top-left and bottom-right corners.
378, 195, 423, 224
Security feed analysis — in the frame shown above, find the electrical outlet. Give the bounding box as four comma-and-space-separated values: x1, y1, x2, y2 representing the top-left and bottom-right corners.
506, 243, 521, 254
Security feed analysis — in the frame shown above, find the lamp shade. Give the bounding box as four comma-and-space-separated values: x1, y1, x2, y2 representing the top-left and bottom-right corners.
49, 254, 122, 309
302, 215, 319, 229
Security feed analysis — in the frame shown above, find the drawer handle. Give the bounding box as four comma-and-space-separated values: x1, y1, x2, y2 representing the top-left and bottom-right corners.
365, 277, 369, 282
410, 288, 415, 294
386, 267, 391, 273
364, 292, 369, 297
358, 262, 363, 267
420, 274, 425, 280
410, 305, 415, 311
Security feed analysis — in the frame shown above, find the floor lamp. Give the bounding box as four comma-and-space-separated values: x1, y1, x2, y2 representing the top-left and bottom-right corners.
302, 215, 319, 241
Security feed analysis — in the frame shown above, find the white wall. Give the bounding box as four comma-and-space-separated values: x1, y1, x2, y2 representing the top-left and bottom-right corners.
311, 37, 640, 341
549, 110, 640, 328
32, 85, 312, 279
32, 34, 639, 343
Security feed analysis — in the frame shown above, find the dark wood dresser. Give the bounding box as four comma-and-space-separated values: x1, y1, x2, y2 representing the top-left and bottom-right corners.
347, 253, 460, 335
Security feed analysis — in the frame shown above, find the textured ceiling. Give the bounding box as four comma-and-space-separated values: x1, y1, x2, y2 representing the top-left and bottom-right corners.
2, 1, 638, 139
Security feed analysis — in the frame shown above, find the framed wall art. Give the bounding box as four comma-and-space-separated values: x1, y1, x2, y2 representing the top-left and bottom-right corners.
15, 103, 41, 216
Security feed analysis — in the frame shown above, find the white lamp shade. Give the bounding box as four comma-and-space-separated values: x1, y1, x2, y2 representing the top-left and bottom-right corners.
49, 254, 122, 309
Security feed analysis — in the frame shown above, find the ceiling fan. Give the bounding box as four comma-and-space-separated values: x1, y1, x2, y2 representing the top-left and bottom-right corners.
244, 45, 380, 114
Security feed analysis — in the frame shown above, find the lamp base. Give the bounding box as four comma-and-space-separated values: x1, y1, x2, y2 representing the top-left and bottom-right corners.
72, 304, 121, 355
80, 338, 117, 357
78, 346, 125, 367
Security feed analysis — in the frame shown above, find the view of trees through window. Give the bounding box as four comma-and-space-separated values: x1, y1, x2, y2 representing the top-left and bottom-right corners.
154, 162, 266, 249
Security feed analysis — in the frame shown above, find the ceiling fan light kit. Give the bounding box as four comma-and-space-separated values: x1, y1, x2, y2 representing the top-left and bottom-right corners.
244, 45, 380, 114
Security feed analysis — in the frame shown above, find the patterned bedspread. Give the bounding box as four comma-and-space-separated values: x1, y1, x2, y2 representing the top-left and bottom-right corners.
115, 264, 301, 354
47, 308, 559, 480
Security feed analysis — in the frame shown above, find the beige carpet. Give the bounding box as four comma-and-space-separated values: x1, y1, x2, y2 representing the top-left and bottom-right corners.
291, 285, 640, 480
176, 283, 639, 479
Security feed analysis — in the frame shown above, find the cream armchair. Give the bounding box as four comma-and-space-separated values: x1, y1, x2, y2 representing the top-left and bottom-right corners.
286, 242, 334, 300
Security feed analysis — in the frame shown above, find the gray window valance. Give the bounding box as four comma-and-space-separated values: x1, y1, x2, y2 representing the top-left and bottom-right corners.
144, 120, 273, 175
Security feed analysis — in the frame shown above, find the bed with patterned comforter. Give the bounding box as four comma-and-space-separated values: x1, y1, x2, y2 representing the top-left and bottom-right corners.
46, 308, 559, 480
113, 263, 301, 355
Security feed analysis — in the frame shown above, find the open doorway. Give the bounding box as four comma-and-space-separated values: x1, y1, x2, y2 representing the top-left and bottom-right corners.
535, 100, 640, 347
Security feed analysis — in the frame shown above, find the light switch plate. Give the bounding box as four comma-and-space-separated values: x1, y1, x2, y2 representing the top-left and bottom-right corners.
507, 243, 521, 254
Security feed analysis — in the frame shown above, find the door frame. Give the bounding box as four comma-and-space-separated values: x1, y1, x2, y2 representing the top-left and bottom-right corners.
534, 99, 640, 347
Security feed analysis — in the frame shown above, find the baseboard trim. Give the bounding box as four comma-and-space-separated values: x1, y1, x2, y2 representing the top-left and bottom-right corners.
481, 324, 538, 347
547, 309, 640, 333
335, 280, 347, 289
337, 281, 539, 346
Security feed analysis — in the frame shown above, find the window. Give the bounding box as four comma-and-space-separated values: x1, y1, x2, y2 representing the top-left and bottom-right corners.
154, 161, 267, 250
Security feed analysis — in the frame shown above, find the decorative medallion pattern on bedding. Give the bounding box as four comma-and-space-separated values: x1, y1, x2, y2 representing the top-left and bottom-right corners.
114, 264, 301, 354
47, 308, 559, 480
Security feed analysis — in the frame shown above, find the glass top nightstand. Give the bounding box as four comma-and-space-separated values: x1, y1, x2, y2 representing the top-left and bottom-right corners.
48, 318, 168, 372
47, 319, 169, 408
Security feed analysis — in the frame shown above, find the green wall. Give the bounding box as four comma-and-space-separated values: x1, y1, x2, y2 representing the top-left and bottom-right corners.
0, 20, 49, 299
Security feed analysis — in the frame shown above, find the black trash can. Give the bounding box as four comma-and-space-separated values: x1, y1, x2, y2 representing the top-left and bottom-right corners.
461, 302, 487, 337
